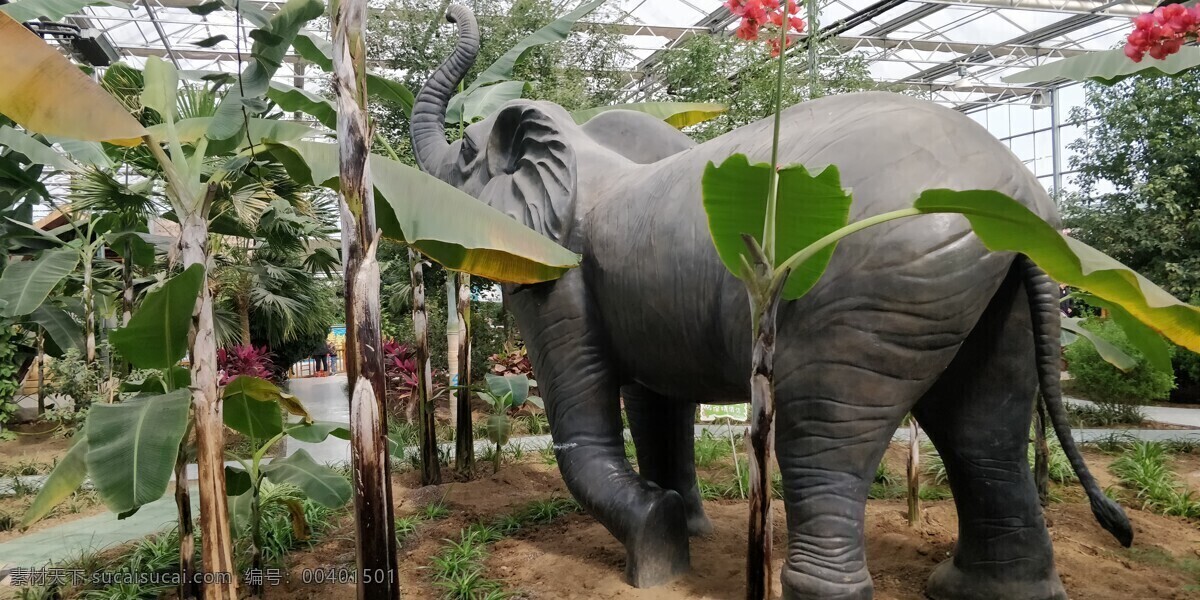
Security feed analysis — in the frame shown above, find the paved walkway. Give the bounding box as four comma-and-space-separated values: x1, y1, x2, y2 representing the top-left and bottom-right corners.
0, 489, 197, 570
1064, 396, 1200, 428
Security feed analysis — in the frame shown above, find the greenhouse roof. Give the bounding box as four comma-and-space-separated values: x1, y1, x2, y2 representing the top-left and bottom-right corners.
45, 0, 1152, 114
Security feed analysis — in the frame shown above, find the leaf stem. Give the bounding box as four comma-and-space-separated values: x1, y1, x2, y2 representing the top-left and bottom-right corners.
763, 0, 792, 264
374, 131, 401, 162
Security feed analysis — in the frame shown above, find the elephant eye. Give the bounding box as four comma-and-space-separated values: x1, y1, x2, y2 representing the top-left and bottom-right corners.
461, 134, 479, 162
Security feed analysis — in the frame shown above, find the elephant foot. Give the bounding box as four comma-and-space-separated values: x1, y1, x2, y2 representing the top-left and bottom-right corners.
925, 558, 1066, 600
686, 510, 714, 537
624, 490, 690, 587
782, 565, 873, 600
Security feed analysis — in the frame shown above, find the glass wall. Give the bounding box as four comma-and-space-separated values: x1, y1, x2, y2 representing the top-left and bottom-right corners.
964, 82, 1103, 198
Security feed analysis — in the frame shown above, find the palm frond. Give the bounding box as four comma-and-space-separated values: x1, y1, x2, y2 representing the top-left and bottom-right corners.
68, 167, 159, 218
302, 246, 340, 278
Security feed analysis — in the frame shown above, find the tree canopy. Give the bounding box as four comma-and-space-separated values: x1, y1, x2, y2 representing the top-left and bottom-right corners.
1063, 73, 1200, 305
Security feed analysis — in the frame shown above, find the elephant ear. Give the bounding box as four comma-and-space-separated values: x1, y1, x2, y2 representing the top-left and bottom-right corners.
482, 103, 577, 246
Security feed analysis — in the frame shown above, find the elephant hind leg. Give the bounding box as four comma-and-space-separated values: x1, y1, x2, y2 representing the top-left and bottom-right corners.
912, 266, 1066, 600
774, 360, 937, 599
623, 384, 712, 536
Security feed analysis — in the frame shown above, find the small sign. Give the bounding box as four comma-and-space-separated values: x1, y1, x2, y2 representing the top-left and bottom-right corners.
699, 403, 750, 423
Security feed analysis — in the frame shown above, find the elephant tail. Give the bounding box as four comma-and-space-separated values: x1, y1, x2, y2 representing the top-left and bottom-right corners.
1019, 255, 1134, 547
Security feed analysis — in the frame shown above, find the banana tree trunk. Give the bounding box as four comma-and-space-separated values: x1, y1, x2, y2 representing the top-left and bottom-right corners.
907, 419, 920, 526
332, 0, 401, 594
122, 239, 134, 327
409, 250, 440, 486
36, 328, 45, 415
746, 289, 781, 600
174, 429, 199, 600
83, 250, 95, 367
455, 273, 473, 474
179, 210, 237, 600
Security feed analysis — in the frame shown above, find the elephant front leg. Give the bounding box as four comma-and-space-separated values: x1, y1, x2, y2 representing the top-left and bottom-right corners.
623, 384, 712, 536
506, 274, 689, 587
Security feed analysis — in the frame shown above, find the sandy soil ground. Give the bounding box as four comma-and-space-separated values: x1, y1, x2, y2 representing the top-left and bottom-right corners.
268, 447, 1200, 600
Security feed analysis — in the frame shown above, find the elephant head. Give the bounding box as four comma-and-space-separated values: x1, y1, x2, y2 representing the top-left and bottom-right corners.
411, 4, 696, 247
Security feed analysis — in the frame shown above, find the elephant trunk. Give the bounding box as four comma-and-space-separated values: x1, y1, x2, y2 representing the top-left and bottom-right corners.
411, 4, 480, 173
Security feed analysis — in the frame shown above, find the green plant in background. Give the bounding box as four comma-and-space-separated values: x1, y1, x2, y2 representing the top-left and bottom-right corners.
0, 319, 20, 440
44, 347, 106, 413
1111, 440, 1200, 517
222, 374, 351, 597
427, 496, 580, 599
1065, 319, 1175, 404
476, 373, 542, 474
1066, 402, 1147, 428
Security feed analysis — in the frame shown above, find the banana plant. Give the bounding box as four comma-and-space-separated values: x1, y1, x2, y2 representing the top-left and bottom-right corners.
1004, 47, 1200, 87
476, 373, 542, 474
221, 375, 348, 599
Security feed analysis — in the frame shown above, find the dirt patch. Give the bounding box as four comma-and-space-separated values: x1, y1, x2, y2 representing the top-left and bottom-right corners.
0, 426, 72, 475
267, 445, 1200, 600
1171, 452, 1200, 491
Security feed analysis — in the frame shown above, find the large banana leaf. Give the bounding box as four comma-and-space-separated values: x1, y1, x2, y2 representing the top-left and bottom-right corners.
0, 247, 80, 317
0, 126, 79, 172
449, 81, 529, 125
84, 390, 192, 514
269, 141, 579, 283
293, 31, 415, 115
1061, 317, 1137, 372
29, 303, 84, 355
1003, 47, 1200, 86
703, 155, 853, 300
572, 102, 729, 129
147, 117, 318, 148
486, 373, 530, 407
267, 82, 337, 130
447, 0, 605, 123
912, 190, 1200, 354
20, 435, 89, 527
223, 376, 285, 442
1080, 293, 1173, 373
0, 0, 128, 23
205, 0, 324, 141
262, 449, 351, 508
286, 421, 350, 443
109, 264, 204, 369
0, 13, 145, 145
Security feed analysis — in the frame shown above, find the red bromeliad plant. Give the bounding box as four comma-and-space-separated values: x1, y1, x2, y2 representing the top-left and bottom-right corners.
217, 345, 276, 385
383, 338, 448, 422
1124, 4, 1200, 62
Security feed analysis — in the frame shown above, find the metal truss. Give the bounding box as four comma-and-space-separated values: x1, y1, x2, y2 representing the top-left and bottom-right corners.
33, 0, 1150, 115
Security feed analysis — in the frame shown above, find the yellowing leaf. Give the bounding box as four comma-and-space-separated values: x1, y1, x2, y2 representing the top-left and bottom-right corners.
914, 190, 1200, 354
572, 102, 728, 129
0, 12, 145, 145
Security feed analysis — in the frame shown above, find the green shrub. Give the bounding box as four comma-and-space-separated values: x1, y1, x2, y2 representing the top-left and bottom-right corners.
1066, 402, 1146, 427
1064, 319, 1174, 404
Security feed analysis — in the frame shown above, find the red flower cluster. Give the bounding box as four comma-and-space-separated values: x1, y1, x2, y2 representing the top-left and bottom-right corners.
1125, 4, 1200, 62
726, 0, 806, 56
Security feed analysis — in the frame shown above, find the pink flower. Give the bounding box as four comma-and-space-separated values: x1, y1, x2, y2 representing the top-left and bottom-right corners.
1125, 7, 1200, 62
727, 0, 806, 53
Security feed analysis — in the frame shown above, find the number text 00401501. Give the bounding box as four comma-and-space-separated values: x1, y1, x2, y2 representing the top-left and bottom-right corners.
301, 567, 397, 584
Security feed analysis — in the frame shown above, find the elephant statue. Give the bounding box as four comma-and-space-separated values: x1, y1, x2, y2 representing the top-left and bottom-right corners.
411, 6, 1133, 599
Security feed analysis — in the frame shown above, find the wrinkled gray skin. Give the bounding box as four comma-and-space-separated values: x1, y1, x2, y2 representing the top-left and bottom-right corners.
412, 6, 1132, 599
